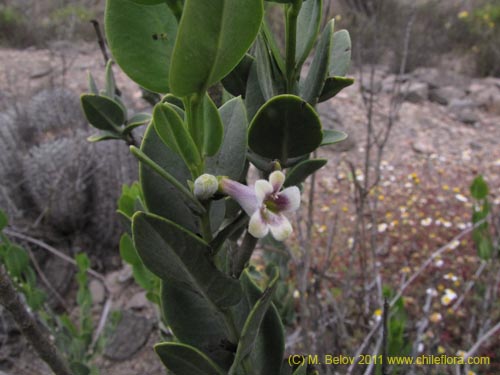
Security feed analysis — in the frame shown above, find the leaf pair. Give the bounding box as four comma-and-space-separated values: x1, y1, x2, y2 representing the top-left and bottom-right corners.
106, 0, 263, 98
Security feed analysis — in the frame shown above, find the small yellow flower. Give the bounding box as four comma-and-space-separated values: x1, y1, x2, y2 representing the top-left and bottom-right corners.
442, 184, 450, 191
401, 266, 411, 274
373, 309, 383, 321
437, 345, 446, 354
429, 312, 442, 323
378, 194, 385, 201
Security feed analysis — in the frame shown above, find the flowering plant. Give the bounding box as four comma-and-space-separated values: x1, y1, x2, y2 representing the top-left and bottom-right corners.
81, 0, 352, 373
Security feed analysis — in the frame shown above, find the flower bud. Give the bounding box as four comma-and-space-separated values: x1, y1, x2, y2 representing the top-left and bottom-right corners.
193, 174, 218, 200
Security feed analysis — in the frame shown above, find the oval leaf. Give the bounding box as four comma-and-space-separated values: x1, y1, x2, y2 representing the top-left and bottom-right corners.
132, 212, 242, 308
169, 0, 263, 96
284, 159, 327, 187
81, 94, 125, 132
321, 129, 347, 146
206, 97, 248, 179
248, 95, 323, 160
229, 267, 279, 372
295, 0, 322, 69
140, 122, 198, 231
155, 342, 226, 375
154, 103, 201, 173
300, 19, 334, 105
105, 0, 177, 93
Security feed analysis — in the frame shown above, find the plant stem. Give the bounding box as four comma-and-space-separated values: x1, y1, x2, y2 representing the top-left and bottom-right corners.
231, 232, 258, 278
285, 0, 302, 93
129, 146, 206, 215
0, 266, 73, 375
200, 203, 213, 242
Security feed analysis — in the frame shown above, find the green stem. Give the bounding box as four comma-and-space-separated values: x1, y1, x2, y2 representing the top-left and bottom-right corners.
129, 146, 206, 215
285, 0, 302, 93
200, 203, 213, 242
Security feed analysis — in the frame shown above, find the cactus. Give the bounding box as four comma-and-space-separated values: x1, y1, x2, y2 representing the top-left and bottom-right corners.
89, 140, 138, 249
21, 88, 86, 143
0, 111, 26, 218
22, 133, 95, 233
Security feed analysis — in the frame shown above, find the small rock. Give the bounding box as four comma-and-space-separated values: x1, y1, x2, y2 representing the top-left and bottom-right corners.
89, 280, 106, 305
126, 292, 149, 310
105, 270, 127, 295
104, 311, 153, 361
412, 140, 434, 155
429, 86, 466, 106
452, 108, 479, 125
412, 68, 470, 90
469, 142, 482, 151
402, 82, 429, 103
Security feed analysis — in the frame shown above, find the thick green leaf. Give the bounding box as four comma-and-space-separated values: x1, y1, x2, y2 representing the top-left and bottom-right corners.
128, 112, 151, 126
318, 76, 354, 102
119, 233, 141, 266
229, 268, 279, 373
300, 19, 334, 105
295, 0, 322, 69
6, 245, 30, 278
284, 159, 327, 187
155, 342, 226, 375
160, 279, 234, 368
133, 212, 241, 308
81, 94, 124, 132
230, 271, 285, 375
292, 364, 307, 375
0, 208, 7, 231
206, 97, 248, 179
245, 62, 266, 122
255, 34, 277, 100
470, 175, 488, 200
87, 72, 98, 95
248, 95, 323, 160
169, 0, 263, 96
262, 20, 285, 74
329, 30, 352, 77
154, 103, 201, 173
321, 129, 348, 146
201, 94, 224, 157
104, 60, 117, 98
128, 0, 165, 4
221, 54, 254, 98
318, 28, 353, 102
105, 0, 177, 93
87, 132, 123, 142
140, 123, 198, 231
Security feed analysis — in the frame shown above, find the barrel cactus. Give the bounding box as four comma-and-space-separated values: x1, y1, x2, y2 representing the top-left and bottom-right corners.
22, 132, 95, 233
21, 88, 87, 143
89, 140, 138, 249
0, 111, 26, 218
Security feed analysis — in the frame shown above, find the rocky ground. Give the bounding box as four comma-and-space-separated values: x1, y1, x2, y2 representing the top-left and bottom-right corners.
1, 42, 500, 374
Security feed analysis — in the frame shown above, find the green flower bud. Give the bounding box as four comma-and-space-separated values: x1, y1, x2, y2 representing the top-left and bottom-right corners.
193, 174, 219, 200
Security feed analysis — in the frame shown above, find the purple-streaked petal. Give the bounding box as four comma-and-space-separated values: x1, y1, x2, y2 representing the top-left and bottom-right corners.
267, 212, 293, 241
269, 170, 285, 192
248, 210, 269, 238
254, 180, 273, 204
220, 178, 258, 215
274, 186, 301, 212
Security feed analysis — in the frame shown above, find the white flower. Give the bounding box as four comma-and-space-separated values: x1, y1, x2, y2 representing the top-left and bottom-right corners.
193, 174, 219, 200
220, 171, 300, 241
455, 194, 468, 203
441, 289, 457, 306
421, 217, 433, 227
377, 223, 388, 233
